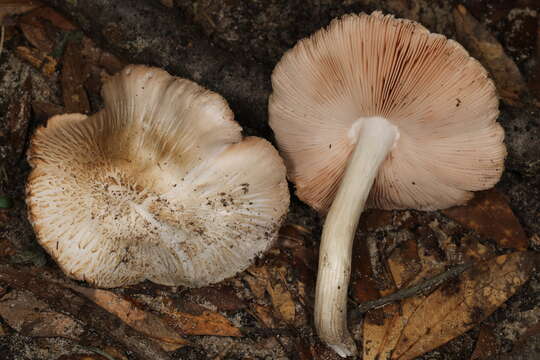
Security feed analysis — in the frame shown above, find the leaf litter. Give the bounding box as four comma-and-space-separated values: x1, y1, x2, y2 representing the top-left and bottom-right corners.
357, 190, 536, 360
0, 2, 538, 359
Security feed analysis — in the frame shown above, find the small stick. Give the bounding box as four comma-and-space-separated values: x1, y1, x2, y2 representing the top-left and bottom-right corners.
353, 263, 472, 315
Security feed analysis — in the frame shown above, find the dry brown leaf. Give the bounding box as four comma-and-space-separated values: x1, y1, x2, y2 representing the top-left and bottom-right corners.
134, 294, 241, 337
0, 290, 84, 340
249, 303, 276, 328
246, 264, 296, 324
351, 235, 381, 304
244, 270, 267, 299
453, 4, 526, 103
19, 13, 54, 53
266, 277, 295, 323
387, 239, 422, 288
32, 100, 64, 123
186, 286, 246, 312
0, 0, 41, 23
363, 252, 535, 360
22, 6, 76, 31
64, 284, 188, 349
61, 41, 90, 114
15, 45, 56, 76
358, 209, 394, 232
443, 189, 529, 250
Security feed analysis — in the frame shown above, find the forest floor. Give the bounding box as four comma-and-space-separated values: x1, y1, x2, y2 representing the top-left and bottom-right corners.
0, 0, 539, 359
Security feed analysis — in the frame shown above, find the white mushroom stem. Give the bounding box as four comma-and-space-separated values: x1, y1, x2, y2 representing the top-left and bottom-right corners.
315, 116, 399, 357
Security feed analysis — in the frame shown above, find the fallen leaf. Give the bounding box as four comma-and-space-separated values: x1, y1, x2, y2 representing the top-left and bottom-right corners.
32, 100, 64, 123
15, 45, 57, 76
19, 11, 55, 53
61, 40, 90, 114
0, 0, 41, 23
134, 294, 241, 337
247, 265, 296, 323
63, 284, 188, 348
277, 223, 311, 249
0, 289, 84, 340
387, 238, 421, 288
279, 224, 316, 301
453, 4, 527, 103
244, 266, 270, 299
186, 285, 246, 312
358, 209, 394, 232
363, 252, 535, 360
0, 267, 171, 360
266, 276, 295, 323
249, 303, 276, 328
22, 6, 76, 31
351, 234, 381, 303
470, 325, 499, 360
443, 189, 529, 250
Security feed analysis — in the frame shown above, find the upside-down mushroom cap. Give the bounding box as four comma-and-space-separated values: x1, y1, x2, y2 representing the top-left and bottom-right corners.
27, 65, 289, 288
269, 11, 506, 212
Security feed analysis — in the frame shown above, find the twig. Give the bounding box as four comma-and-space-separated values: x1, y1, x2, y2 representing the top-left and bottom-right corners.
353, 263, 472, 315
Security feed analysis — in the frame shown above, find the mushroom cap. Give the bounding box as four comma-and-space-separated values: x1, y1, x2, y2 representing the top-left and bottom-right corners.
27, 65, 289, 288
269, 12, 506, 213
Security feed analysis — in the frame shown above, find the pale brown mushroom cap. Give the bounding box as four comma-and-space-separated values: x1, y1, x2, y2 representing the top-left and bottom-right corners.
27, 65, 289, 288
269, 12, 506, 212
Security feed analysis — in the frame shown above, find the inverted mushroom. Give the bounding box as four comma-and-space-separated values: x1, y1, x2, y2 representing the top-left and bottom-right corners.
269, 12, 506, 356
27, 65, 289, 288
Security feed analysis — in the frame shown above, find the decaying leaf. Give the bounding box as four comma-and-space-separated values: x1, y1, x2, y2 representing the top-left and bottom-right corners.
363, 252, 535, 360
0, 289, 84, 340
32, 100, 64, 123
247, 265, 296, 324
61, 40, 90, 114
15, 45, 56, 76
0, 266, 171, 360
21, 6, 76, 31
358, 209, 394, 232
63, 283, 188, 349
186, 285, 246, 312
0, 0, 41, 23
249, 303, 276, 328
266, 276, 295, 323
443, 189, 529, 250
134, 294, 241, 337
19, 11, 54, 53
453, 4, 526, 103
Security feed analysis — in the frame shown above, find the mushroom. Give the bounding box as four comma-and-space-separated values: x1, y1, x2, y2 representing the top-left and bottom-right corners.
27, 65, 289, 288
269, 12, 506, 356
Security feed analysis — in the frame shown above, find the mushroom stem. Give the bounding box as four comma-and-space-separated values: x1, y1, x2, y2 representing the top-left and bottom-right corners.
315, 116, 399, 357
